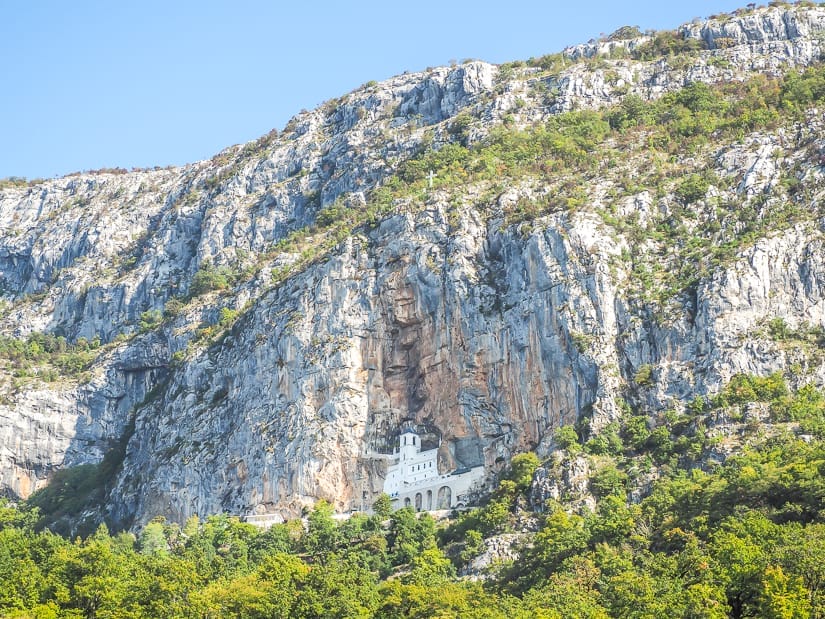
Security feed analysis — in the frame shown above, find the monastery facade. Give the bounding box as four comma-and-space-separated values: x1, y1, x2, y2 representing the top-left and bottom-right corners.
383, 425, 485, 511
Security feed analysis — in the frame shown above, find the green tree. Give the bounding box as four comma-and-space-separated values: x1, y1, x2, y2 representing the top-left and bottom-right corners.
372, 494, 393, 519
193, 573, 275, 619
303, 500, 341, 559
590, 464, 628, 498
387, 508, 436, 566
58, 525, 132, 618
404, 547, 455, 587
710, 515, 773, 618
0, 528, 46, 612
777, 523, 825, 616
378, 580, 515, 619
138, 519, 168, 557
294, 554, 378, 618
554, 425, 580, 452
504, 452, 541, 491
757, 566, 812, 619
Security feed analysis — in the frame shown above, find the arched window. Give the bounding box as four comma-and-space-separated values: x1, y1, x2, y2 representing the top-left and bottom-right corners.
437, 486, 452, 509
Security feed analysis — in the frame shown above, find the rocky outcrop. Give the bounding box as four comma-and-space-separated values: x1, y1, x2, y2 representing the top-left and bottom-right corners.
2, 5, 825, 528
460, 533, 526, 580
530, 454, 595, 513
681, 6, 825, 48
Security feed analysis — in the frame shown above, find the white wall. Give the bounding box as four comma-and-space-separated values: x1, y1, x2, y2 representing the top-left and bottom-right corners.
383, 430, 485, 511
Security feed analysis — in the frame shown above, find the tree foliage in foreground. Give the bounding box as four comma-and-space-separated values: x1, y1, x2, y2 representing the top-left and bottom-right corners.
3, 378, 825, 617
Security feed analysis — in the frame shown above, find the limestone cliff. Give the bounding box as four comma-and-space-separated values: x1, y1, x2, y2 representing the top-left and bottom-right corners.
2, 5, 825, 529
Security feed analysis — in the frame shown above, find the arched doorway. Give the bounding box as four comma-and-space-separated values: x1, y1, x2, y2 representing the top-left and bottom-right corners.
414, 493, 423, 511
404, 497, 411, 508
437, 486, 452, 509
426, 490, 433, 510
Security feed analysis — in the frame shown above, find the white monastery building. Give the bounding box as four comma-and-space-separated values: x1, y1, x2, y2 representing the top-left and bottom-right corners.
383, 424, 485, 511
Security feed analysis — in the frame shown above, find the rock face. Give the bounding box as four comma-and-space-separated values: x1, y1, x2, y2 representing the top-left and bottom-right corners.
2, 5, 825, 528
530, 454, 596, 513
461, 533, 526, 580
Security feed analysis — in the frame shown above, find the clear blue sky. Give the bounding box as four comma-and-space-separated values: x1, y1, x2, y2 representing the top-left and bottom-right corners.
1, 0, 749, 179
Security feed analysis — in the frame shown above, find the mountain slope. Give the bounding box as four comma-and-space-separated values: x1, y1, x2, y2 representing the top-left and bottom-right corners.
2, 4, 825, 530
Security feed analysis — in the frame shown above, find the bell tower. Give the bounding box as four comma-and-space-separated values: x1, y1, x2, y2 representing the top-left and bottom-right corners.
399, 424, 419, 461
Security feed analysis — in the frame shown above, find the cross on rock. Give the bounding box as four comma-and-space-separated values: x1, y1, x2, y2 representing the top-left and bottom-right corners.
427, 169, 435, 189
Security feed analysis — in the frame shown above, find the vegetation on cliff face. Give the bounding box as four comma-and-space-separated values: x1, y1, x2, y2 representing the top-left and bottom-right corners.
20, 56, 820, 384
177, 59, 825, 343
7, 58, 825, 387
0, 332, 99, 387
2, 378, 825, 617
